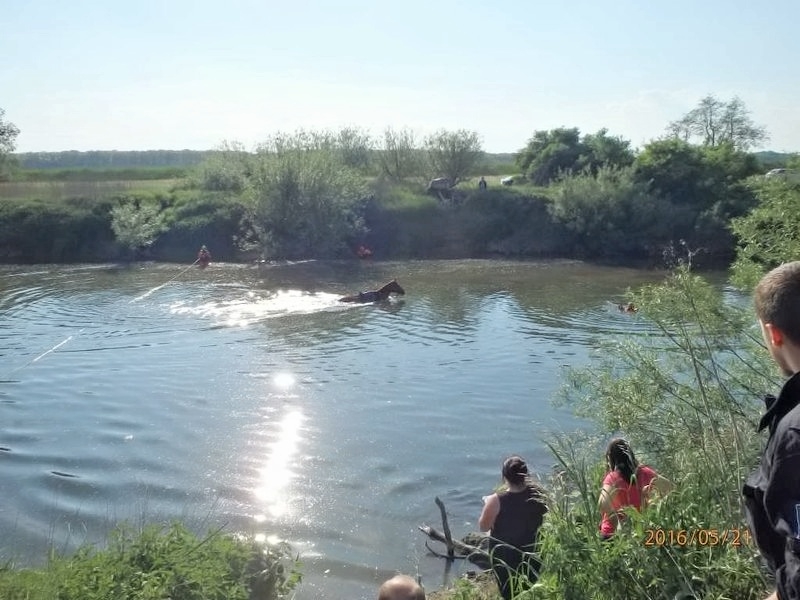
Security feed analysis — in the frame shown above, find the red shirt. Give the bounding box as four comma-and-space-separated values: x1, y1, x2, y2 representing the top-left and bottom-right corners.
599, 465, 657, 537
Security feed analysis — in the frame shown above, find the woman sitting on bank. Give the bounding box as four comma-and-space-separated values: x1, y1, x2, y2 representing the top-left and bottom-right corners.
478, 455, 548, 600
599, 438, 672, 539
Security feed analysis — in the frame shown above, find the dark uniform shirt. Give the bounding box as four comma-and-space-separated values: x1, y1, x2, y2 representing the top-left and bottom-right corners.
491, 485, 548, 550
743, 371, 800, 600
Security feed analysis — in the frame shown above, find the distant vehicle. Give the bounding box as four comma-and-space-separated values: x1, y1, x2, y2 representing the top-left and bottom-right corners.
765, 168, 800, 183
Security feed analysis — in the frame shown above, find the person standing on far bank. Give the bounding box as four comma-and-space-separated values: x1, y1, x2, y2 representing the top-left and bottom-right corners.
744, 261, 800, 600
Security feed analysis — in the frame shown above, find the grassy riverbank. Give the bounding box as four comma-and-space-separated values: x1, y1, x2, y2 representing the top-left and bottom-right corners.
0, 140, 766, 268
0, 523, 301, 600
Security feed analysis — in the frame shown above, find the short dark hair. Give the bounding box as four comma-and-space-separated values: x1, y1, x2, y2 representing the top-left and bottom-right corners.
502, 455, 529, 486
755, 262, 800, 345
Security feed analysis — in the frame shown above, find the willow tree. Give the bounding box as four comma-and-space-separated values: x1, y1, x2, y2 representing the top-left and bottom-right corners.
424, 129, 484, 185
246, 131, 369, 259
377, 126, 424, 182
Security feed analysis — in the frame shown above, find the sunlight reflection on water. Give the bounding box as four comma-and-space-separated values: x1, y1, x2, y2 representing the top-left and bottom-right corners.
254, 407, 305, 519
168, 290, 347, 327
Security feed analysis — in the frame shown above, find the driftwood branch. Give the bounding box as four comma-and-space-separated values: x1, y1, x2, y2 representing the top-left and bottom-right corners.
418, 496, 489, 564
418, 524, 484, 558
435, 496, 454, 558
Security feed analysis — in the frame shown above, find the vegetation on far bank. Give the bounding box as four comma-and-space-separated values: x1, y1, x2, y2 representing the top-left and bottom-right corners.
0, 95, 797, 269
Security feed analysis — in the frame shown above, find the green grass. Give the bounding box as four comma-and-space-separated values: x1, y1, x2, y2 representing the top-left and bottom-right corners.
0, 179, 180, 201
0, 522, 301, 600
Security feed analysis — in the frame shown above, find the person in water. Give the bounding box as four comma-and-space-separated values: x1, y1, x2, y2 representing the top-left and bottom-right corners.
479, 455, 548, 600
197, 245, 211, 267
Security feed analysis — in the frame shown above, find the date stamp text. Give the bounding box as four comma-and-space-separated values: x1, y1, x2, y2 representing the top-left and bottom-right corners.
643, 528, 752, 547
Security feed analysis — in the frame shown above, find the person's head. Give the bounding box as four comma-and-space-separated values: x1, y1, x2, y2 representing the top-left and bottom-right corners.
755, 261, 800, 376
377, 574, 425, 600
501, 455, 529, 487
606, 438, 638, 483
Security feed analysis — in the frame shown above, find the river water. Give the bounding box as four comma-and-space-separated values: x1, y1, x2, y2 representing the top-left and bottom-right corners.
0, 259, 669, 598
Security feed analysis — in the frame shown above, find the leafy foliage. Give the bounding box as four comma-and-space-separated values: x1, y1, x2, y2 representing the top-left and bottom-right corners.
633, 139, 760, 262
0, 107, 20, 180
731, 179, 800, 289
0, 196, 115, 262
515, 128, 634, 186
666, 95, 769, 151
245, 132, 369, 259
377, 127, 425, 182
194, 141, 253, 193
547, 166, 671, 260
0, 523, 301, 600
110, 198, 168, 257
516, 128, 584, 185
423, 129, 484, 185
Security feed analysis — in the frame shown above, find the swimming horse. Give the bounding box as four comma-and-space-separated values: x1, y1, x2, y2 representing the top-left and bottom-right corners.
339, 280, 405, 303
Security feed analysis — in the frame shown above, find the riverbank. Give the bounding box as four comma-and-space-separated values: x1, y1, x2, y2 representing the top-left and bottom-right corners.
0, 160, 742, 270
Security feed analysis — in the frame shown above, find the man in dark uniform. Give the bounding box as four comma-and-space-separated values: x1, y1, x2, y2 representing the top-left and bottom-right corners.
744, 261, 800, 600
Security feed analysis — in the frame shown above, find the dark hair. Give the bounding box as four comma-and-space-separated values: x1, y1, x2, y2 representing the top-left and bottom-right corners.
501, 455, 529, 486
606, 438, 638, 483
755, 261, 800, 345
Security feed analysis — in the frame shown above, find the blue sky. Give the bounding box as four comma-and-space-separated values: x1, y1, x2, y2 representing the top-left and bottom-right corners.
3, 0, 798, 153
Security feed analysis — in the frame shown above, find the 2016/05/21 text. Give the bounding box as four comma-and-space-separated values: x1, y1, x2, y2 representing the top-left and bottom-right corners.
643, 528, 752, 547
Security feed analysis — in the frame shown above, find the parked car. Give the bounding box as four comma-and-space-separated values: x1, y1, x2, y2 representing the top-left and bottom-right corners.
765, 168, 800, 183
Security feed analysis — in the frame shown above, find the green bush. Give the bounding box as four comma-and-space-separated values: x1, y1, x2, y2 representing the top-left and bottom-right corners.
0, 523, 301, 600
0, 196, 116, 262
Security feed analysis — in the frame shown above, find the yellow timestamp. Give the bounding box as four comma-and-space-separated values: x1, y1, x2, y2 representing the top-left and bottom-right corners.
644, 528, 752, 547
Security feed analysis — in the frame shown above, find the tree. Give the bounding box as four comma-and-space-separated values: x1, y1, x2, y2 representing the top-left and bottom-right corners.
580, 128, 635, 173
0, 108, 20, 180
666, 95, 769, 151
423, 129, 484, 185
377, 127, 423, 182
731, 179, 800, 288
547, 166, 670, 259
633, 138, 760, 261
516, 127, 584, 185
196, 140, 252, 192
515, 128, 634, 186
111, 199, 167, 258
246, 132, 368, 259
334, 126, 374, 174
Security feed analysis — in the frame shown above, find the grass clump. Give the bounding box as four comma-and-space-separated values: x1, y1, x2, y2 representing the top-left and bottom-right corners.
0, 522, 301, 600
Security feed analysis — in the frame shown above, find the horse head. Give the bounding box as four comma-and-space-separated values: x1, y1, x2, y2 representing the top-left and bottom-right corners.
383, 280, 405, 296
